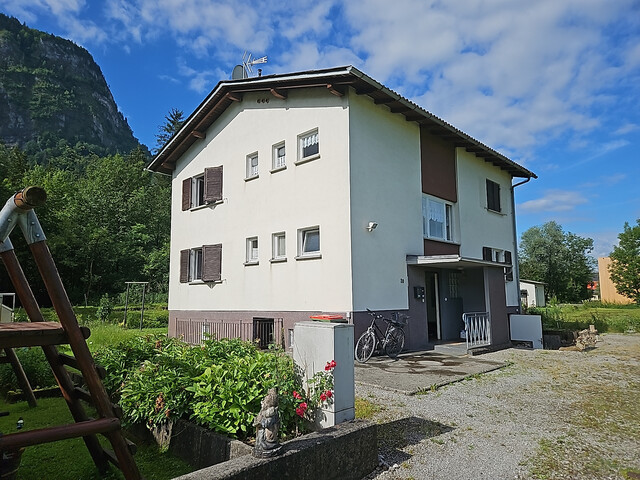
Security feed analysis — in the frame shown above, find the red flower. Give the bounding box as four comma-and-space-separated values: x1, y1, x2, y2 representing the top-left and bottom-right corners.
293, 391, 302, 400
320, 392, 327, 402
295, 407, 304, 417
330, 360, 337, 368
324, 363, 331, 371
299, 402, 308, 411
326, 390, 333, 398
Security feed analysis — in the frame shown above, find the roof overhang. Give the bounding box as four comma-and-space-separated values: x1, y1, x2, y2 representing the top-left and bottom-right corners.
406, 254, 508, 269
147, 65, 537, 180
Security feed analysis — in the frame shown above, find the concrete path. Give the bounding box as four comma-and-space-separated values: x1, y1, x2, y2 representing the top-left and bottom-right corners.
354, 351, 506, 395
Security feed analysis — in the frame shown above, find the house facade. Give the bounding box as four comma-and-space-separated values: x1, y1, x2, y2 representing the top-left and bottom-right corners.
149, 66, 536, 351
519, 280, 546, 308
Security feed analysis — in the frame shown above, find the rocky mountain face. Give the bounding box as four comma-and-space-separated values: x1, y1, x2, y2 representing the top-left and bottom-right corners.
0, 14, 143, 156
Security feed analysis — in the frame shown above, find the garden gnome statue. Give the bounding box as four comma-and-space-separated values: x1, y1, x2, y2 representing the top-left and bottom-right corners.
253, 388, 282, 458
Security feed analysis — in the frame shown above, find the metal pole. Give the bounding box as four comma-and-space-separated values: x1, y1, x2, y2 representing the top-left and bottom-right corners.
123, 283, 130, 327
139, 284, 146, 330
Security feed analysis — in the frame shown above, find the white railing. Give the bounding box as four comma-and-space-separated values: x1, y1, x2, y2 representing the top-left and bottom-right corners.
463, 312, 491, 349
175, 318, 284, 348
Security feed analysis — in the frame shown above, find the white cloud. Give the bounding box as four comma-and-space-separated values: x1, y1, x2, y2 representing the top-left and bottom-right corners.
519, 190, 589, 213
614, 123, 640, 135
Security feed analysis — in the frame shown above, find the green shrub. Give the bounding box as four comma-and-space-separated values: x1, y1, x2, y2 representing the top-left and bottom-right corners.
0, 347, 56, 391
96, 293, 114, 322
95, 335, 303, 439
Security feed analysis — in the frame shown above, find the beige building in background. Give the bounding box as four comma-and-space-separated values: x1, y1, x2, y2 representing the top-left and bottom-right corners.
598, 257, 633, 304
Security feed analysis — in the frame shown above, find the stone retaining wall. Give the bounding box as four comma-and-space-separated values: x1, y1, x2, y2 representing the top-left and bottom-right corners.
173, 420, 377, 480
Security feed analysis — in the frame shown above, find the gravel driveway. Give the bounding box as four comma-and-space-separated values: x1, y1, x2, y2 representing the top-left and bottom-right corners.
357, 334, 640, 480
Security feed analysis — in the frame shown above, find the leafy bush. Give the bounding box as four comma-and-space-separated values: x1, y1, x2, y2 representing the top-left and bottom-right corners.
95, 335, 304, 439
96, 293, 114, 322
0, 347, 56, 391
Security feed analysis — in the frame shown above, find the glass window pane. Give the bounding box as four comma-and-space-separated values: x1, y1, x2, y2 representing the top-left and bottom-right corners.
428, 200, 445, 239
303, 230, 319, 253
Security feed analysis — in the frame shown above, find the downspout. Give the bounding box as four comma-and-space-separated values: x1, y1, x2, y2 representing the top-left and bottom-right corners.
510, 177, 532, 314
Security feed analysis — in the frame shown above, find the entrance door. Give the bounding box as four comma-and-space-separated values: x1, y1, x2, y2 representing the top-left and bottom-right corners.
425, 272, 440, 341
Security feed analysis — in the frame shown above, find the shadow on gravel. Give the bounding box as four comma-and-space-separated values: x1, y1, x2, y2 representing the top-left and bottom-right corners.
377, 416, 453, 464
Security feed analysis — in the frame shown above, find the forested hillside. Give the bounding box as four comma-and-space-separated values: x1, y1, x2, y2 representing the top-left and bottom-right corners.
0, 13, 145, 161
0, 14, 170, 305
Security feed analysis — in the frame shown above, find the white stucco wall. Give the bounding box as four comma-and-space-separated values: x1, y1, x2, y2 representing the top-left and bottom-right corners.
168, 88, 353, 312
456, 149, 520, 306
348, 92, 422, 311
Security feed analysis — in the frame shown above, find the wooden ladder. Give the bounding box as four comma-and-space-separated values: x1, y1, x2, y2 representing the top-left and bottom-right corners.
0, 187, 142, 479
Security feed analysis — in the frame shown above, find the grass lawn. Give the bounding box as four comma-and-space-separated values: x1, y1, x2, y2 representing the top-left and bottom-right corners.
532, 302, 640, 333
0, 397, 194, 480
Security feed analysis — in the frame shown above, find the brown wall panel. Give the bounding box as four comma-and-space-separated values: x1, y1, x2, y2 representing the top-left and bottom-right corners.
424, 239, 460, 256
420, 128, 457, 202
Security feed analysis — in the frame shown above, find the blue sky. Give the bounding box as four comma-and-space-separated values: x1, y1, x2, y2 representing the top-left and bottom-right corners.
2, 0, 640, 260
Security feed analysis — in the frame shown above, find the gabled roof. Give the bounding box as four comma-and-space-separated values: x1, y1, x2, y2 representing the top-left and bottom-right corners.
148, 65, 537, 179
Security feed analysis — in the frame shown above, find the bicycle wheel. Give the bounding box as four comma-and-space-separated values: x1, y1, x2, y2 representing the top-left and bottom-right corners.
384, 327, 405, 358
355, 330, 376, 363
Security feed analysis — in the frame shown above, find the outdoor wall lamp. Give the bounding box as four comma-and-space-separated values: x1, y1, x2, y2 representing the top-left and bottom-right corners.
366, 221, 378, 232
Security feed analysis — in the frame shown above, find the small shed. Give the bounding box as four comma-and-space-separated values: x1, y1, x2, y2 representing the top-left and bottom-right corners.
520, 280, 546, 308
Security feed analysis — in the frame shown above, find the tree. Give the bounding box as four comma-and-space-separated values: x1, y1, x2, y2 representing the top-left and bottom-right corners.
519, 221, 596, 303
154, 108, 184, 154
609, 219, 640, 304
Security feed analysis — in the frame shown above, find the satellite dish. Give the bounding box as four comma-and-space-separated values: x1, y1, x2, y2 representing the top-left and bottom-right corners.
232, 65, 246, 80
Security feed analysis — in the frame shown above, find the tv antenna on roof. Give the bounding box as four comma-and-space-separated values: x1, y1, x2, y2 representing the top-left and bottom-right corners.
232, 51, 268, 79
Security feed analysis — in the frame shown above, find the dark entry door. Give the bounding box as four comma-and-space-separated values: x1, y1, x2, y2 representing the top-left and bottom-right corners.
425, 272, 440, 341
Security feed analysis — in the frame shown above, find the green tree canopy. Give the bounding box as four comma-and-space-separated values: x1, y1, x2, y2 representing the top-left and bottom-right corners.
519, 221, 596, 303
609, 219, 640, 304
154, 108, 185, 154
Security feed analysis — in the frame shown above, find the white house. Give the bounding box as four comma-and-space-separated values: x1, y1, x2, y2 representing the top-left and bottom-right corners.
519, 280, 546, 308
148, 66, 536, 352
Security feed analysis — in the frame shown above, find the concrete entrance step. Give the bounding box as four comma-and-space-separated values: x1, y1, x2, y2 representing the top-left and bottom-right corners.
432, 342, 468, 356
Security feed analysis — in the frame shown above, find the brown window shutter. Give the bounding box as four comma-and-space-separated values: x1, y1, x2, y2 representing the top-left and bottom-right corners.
182, 178, 191, 211
202, 244, 222, 282
204, 166, 223, 203
482, 247, 492, 261
504, 251, 512, 265
180, 249, 189, 283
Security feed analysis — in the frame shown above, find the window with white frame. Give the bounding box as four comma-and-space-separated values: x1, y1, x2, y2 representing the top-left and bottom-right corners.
422, 195, 454, 241
297, 227, 320, 258
246, 153, 259, 179
272, 143, 286, 170
246, 237, 259, 263
298, 129, 319, 162
192, 175, 205, 208
272, 232, 286, 260
190, 247, 203, 281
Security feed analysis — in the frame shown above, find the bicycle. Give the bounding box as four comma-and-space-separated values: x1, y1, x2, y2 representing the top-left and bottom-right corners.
354, 309, 409, 363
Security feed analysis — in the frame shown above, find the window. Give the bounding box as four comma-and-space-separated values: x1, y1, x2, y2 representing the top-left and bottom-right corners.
190, 248, 203, 281
180, 244, 222, 282
272, 143, 286, 170
246, 237, 259, 264
297, 227, 320, 259
297, 129, 319, 162
246, 153, 259, 179
192, 175, 204, 208
422, 196, 453, 241
272, 232, 286, 261
486, 179, 501, 213
181, 166, 223, 210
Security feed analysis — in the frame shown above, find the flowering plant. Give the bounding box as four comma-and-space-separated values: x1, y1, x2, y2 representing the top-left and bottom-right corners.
291, 360, 336, 422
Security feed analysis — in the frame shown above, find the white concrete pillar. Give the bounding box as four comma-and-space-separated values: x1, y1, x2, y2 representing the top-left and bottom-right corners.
292, 321, 355, 428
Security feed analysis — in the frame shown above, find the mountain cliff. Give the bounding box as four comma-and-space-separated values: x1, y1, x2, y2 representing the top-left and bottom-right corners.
0, 14, 144, 158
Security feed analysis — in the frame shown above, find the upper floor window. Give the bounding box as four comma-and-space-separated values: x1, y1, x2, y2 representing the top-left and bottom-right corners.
182, 166, 223, 210
486, 179, 501, 213
297, 129, 319, 163
246, 153, 259, 179
422, 195, 453, 241
272, 143, 286, 171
